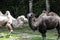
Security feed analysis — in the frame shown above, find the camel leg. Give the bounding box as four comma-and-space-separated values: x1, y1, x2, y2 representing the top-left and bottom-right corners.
56, 29, 60, 40
41, 33, 46, 40
56, 22, 60, 40
39, 30, 46, 40
6, 23, 13, 37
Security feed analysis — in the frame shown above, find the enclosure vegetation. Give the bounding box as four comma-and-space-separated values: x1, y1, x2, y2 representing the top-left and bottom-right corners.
0, 0, 60, 17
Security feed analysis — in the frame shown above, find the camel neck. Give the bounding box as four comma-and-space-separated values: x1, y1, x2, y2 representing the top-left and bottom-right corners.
28, 17, 37, 31
28, 17, 33, 28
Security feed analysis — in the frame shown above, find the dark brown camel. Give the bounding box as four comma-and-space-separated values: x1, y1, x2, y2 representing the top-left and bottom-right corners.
27, 11, 60, 40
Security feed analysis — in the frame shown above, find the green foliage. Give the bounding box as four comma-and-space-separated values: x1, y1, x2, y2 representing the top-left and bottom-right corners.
0, 0, 60, 17
33, 0, 46, 16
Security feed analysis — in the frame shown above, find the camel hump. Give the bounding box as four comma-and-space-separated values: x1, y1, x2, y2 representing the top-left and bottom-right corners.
39, 10, 48, 17
48, 12, 58, 16
45, 17, 58, 28
42, 10, 47, 13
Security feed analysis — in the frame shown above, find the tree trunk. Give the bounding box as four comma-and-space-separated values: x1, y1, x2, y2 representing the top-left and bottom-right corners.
46, 0, 50, 12
29, 0, 33, 13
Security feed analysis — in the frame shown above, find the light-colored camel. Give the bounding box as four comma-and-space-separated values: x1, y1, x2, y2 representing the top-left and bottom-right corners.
0, 10, 28, 37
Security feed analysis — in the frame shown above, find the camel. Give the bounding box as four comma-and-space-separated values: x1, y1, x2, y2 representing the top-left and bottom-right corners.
0, 10, 28, 37
27, 11, 60, 40
12, 15, 28, 28
5, 11, 28, 37
0, 13, 12, 37
0, 11, 15, 37
6, 10, 28, 32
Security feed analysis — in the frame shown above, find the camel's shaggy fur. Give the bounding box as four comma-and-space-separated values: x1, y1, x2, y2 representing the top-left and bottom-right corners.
27, 11, 60, 40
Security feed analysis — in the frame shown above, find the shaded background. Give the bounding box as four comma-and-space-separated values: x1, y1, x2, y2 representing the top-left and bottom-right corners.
0, 0, 60, 18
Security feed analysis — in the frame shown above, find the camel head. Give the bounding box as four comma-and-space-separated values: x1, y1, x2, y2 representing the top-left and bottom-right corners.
27, 12, 35, 19
27, 13, 37, 31
17, 15, 28, 24
27, 12, 36, 22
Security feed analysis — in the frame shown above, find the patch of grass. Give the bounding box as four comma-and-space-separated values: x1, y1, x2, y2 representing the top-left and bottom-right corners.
21, 37, 42, 40
0, 25, 58, 40
31, 37, 42, 40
